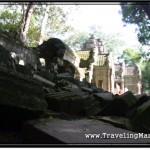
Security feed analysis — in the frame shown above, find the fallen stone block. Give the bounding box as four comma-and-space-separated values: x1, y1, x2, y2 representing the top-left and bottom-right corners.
82, 96, 101, 116
98, 91, 137, 117
126, 94, 150, 119
22, 118, 150, 144
97, 98, 127, 117
93, 92, 114, 107
45, 91, 84, 116
136, 94, 150, 107
62, 87, 86, 97
119, 91, 137, 108
0, 68, 48, 121
130, 100, 150, 133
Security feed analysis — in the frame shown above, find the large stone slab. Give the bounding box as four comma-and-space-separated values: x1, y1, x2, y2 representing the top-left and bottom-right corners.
0, 67, 48, 121
22, 118, 150, 144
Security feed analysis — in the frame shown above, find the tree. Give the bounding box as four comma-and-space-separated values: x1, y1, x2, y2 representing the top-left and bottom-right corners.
0, 3, 74, 47
141, 60, 150, 94
19, 2, 36, 45
37, 3, 50, 45
120, 47, 150, 93
64, 25, 125, 59
33, 3, 74, 46
0, 5, 21, 37
120, 2, 150, 45
64, 31, 89, 50
120, 48, 142, 65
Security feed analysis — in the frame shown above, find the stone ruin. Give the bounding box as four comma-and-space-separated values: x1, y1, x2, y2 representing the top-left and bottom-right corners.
0, 34, 149, 144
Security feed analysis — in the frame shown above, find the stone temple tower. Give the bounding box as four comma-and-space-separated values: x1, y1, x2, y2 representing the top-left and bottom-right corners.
76, 35, 114, 92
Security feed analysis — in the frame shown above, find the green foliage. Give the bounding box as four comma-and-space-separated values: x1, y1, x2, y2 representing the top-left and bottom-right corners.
33, 4, 73, 39
141, 60, 150, 93
0, 4, 74, 47
120, 2, 150, 45
121, 48, 141, 65
64, 31, 89, 50
46, 6, 73, 37
26, 14, 41, 47
0, 5, 21, 33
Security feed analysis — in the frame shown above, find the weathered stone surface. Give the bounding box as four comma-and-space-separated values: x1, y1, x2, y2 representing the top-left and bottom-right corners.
16, 64, 34, 76
62, 87, 86, 97
79, 51, 94, 69
97, 98, 127, 117
97, 92, 137, 117
81, 86, 94, 93
136, 94, 150, 107
0, 67, 48, 121
22, 118, 150, 144
82, 96, 101, 116
38, 38, 76, 73
0, 34, 40, 69
130, 100, 150, 133
119, 91, 137, 108
33, 74, 55, 87
126, 94, 150, 119
0, 45, 11, 66
41, 110, 71, 120
45, 91, 84, 116
93, 92, 114, 107
55, 78, 77, 88
55, 74, 80, 87
45, 86, 103, 117
92, 116, 131, 130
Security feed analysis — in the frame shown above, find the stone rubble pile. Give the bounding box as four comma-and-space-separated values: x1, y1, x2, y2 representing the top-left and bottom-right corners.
0, 40, 149, 135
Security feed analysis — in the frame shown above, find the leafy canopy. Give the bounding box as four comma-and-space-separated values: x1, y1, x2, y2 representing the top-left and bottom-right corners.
120, 2, 150, 45
64, 25, 125, 61
0, 3, 74, 47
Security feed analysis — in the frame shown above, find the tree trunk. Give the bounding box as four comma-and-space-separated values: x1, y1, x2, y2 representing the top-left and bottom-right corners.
20, 2, 35, 45
38, 4, 50, 45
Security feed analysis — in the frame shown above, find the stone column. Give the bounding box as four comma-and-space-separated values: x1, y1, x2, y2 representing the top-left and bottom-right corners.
137, 82, 142, 95
111, 69, 114, 93
121, 80, 125, 94
107, 68, 111, 92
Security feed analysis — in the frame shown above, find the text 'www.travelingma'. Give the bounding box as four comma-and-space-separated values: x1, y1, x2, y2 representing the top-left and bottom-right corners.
85, 133, 150, 140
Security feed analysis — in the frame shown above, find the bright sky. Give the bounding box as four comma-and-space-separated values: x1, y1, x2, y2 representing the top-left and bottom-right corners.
61, 4, 141, 49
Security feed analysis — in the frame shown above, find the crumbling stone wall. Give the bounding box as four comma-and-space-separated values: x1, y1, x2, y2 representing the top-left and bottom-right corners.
0, 34, 39, 65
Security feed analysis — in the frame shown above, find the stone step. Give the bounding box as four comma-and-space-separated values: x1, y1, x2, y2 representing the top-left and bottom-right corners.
22, 118, 150, 144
